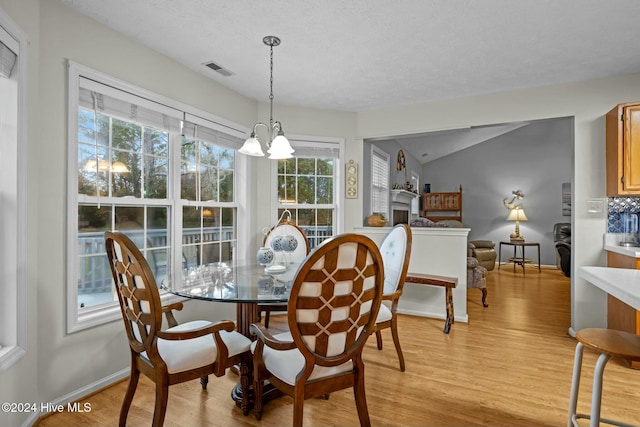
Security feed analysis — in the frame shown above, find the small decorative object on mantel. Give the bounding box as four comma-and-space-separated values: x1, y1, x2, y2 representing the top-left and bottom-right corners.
367, 213, 387, 227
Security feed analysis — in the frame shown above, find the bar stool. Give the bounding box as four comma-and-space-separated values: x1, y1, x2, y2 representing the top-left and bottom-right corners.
568, 328, 640, 427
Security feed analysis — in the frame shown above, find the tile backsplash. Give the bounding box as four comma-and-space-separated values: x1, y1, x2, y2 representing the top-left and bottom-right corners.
608, 196, 640, 232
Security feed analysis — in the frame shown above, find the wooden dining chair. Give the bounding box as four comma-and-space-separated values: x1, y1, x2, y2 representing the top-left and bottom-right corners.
373, 224, 412, 372
259, 220, 310, 327
104, 232, 252, 426
250, 233, 384, 427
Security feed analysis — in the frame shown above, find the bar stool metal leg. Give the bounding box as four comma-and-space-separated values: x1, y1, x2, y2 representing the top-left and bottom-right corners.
568, 341, 634, 427
568, 342, 584, 427
590, 352, 612, 427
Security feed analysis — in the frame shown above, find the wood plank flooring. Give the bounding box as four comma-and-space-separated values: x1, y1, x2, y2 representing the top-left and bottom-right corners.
36, 266, 640, 426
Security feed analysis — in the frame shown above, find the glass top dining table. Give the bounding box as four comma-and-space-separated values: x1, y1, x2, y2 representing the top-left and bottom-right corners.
160, 262, 297, 337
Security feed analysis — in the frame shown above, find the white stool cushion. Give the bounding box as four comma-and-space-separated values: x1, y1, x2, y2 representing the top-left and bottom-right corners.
251, 331, 354, 386
375, 303, 393, 324
149, 320, 251, 374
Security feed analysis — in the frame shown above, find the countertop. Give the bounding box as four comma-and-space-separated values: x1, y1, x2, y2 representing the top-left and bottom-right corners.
580, 266, 640, 310
603, 233, 640, 258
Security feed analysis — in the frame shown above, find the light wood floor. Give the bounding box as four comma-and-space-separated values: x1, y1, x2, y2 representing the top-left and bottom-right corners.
37, 266, 640, 426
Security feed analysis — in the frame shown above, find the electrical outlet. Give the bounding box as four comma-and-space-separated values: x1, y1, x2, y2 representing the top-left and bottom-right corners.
587, 199, 604, 214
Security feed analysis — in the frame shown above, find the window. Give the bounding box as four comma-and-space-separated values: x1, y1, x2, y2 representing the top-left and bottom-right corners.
67, 63, 245, 333
370, 145, 390, 218
0, 12, 27, 370
276, 137, 343, 249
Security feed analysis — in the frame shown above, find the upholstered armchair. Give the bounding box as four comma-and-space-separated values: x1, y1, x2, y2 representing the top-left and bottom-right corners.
553, 223, 571, 277
468, 240, 497, 271
467, 257, 488, 307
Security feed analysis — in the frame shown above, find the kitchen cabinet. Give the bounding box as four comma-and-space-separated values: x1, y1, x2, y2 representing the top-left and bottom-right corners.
606, 102, 640, 195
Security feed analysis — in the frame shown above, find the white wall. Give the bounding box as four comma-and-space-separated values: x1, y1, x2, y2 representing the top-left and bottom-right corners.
352, 75, 640, 335
0, 1, 39, 426
355, 226, 469, 322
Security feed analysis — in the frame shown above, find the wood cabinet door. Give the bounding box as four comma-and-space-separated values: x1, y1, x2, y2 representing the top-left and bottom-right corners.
623, 104, 640, 192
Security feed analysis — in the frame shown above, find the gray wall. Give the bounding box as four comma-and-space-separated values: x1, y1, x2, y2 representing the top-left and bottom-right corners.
362, 139, 422, 224
423, 117, 573, 265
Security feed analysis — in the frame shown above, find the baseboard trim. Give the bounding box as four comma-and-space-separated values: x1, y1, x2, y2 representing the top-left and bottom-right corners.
25, 368, 129, 427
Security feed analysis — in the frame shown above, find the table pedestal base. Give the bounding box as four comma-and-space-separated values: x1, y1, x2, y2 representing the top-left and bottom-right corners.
232, 381, 283, 412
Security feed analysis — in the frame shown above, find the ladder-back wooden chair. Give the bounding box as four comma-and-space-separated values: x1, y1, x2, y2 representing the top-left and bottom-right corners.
104, 232, 252, 426
374, 224, 412, 371
250, 233, 384, 427
259, 219, 310, 327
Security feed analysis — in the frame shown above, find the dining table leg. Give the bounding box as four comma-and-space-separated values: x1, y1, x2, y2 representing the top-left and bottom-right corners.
231, 302, 282, 413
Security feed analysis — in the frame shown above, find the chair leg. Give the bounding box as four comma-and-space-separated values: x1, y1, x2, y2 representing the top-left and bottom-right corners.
480, 288, 488, 307
568, 342, 584, 427
390, 318, 406, 372
200, 375, 208, 390
353, 368, 371, 427
153, 377, 169, 427
375, 330, 383, 350
292, 389, 305, 427
119, 368, 140, 427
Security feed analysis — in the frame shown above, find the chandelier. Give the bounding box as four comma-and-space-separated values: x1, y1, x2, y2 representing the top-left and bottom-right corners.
238, 36, 294, 159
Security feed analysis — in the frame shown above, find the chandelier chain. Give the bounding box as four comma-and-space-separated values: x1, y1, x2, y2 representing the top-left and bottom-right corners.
269, 43, 274, 126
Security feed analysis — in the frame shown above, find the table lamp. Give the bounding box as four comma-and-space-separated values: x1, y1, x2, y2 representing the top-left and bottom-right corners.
507, 207, 528, 241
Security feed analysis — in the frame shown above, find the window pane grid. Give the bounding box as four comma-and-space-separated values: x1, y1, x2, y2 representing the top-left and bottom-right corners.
71, 69, 238, 329
277, 155, 336, 250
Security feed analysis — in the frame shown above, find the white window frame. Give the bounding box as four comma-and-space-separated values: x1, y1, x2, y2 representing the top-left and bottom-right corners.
370, 145, 390, 219
66, 62, 250, 333
271, 135, 345, 244
0, 10, 27, 371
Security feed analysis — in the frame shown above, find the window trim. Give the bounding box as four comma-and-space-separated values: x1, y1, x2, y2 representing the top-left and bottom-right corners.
0, 8, 28, 371
66, 61, 250, 333
271, 134, 345, 239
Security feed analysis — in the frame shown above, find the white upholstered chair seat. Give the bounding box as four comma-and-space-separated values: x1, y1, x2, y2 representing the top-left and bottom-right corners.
250, 331, 354, 386
375, 303, 393, 323
143, 320, 251, 374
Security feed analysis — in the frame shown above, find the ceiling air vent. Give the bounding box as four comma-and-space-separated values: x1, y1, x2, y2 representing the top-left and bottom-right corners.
203, 61, 234, 77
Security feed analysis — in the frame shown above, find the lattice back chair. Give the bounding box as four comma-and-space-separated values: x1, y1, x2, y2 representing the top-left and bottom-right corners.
104, 232, 252, 426
259, 220, 310, 327
374, 224, 412, 371
250, 233, 384, 427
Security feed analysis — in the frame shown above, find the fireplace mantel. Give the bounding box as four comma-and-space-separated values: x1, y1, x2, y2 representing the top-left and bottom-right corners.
390, 189, 419, 205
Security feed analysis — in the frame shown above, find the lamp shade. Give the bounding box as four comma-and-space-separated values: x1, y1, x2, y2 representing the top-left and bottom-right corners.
506, 208, 528, 222
267, 134, 294, 159
239, 136, 266, 157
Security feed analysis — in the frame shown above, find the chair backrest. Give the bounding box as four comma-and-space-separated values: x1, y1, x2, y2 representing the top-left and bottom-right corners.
287, 233, 384, 371
105, 231, 162, 357
263, 220, 310, 263
379, 224, 412, 296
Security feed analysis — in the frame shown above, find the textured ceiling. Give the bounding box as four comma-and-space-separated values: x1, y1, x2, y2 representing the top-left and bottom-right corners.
60, 0, 640, 113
